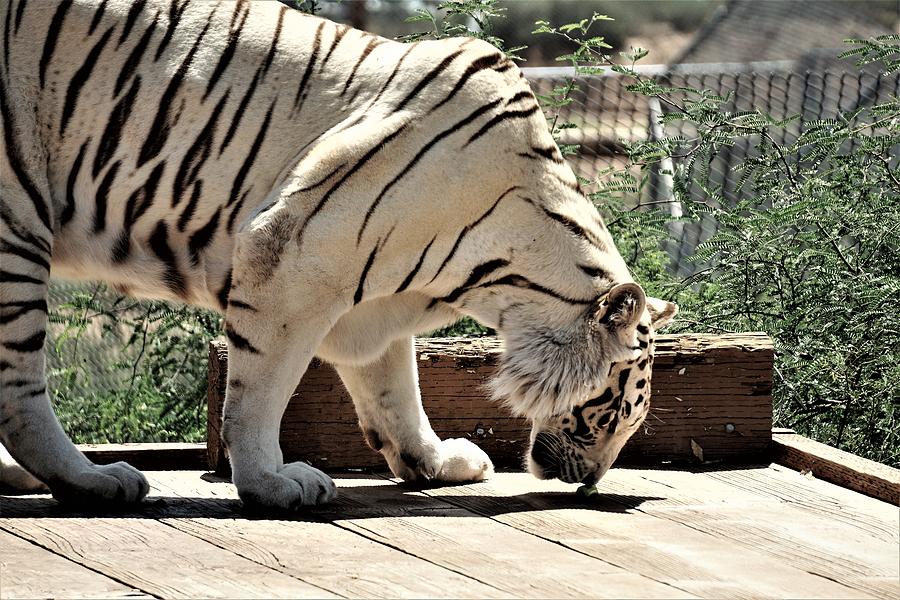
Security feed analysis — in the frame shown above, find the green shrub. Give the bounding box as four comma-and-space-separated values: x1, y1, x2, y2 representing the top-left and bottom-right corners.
535, 17, 899, 465
49, 287, 220, 443
652, 37, 899, 466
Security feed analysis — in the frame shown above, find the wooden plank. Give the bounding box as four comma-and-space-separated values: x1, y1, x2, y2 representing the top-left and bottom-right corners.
705, 463, 898, 534
207, 341, 228, 473
0, 497, 336, 599
147, 471, 693, 599
78, 443, 207, 470
208, 333, 774, 472
338, 513, 694, 599
0, 529, 151, 600
583, 467, 899, 599
416, 472, 880, 600
4, 470, 894, 599
145, 471, 512, 598
773, 432, 900, 505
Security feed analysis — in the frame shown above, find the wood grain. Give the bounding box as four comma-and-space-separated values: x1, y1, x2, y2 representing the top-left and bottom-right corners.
338, 513, 693, 599
773, 432, 900, 505
592, 466, 898, 598
0, 508, 335, 599
208, 333, 774, 473
416, 467, 898, 599
0, 530, 151, 600
3, 469, 895, 599
146, 472, 509, 599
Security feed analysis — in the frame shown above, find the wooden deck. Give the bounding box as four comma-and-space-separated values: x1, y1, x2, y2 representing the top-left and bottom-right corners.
1, 466, 897, 599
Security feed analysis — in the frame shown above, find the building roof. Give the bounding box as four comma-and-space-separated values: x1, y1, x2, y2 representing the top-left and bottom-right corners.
671, 0, 894, 69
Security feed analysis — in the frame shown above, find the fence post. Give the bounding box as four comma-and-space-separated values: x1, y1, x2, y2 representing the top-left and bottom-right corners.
647, 96, 684, 267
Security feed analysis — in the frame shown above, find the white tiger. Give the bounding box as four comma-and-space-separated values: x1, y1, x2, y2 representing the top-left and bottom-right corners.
0, 0, 676, 510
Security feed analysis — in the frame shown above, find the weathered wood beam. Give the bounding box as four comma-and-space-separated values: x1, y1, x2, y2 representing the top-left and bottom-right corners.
79, 443, 207, 470
772, 432, 900, 505
208, 333, 774, 473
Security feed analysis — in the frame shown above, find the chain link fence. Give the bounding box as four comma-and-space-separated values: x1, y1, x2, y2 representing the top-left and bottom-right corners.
47, 283, 207, 398
526, 64, 900, 274
48, 282, 131, 399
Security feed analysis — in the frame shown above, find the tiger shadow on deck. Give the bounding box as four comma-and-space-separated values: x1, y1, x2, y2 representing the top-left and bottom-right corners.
0, 476, 664, 521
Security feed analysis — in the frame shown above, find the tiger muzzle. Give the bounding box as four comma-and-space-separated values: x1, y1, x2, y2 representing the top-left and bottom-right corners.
530, 431, 567, 480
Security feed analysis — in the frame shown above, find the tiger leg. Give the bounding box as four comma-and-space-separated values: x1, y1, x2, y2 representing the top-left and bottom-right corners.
220, 244, 343, 511
335, 336, 494, 482
0, 222, 148, 503
221, 309, 339, 509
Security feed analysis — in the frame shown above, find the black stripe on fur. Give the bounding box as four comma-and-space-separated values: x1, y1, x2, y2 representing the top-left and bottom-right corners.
358, 98, 503, 243
61, 25, 114, 137
187, 206, 221, 266
1, 77, 53, 231
203, 0, 248, 101
2, 330, 45, 353
113, 161, 166, 263
93, 75, 141, 178
88, 0, 108, 35
175, 90, 229, 205
92, 160, 120, 233
114, 11, 157, 97
154, 0, 190, 60
226, 97, 276, 208
148, 220, 187, 297
117, 0, 147, 48
395, 236, 436, 294
465, 104, 541, 147
39, 0, 72, 89
427, 186, 518, 284
0, 300, 48, 325
137, 14, 211, 167
0, 240, 49, 272
225, 323, 260, 354
430, 52, 503, 113
394, 50, 463, 112
292, 21, 324, 113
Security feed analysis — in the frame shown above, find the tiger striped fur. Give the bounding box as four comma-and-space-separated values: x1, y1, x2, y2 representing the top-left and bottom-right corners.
0, 0, 676, 510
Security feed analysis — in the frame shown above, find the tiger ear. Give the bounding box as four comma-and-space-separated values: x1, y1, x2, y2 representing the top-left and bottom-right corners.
595, 282, 646, 331
646, 296, 678, 330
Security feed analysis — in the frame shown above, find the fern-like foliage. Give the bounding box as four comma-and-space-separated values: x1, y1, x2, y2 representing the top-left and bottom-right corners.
400, 0, 525, 59
647, 39, 899, 465
48, 284, 221, 443
533, 18, 899, 466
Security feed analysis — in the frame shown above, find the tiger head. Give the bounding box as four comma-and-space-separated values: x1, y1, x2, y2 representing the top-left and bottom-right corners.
489, 282, 676, 485
525, 289, 676, 485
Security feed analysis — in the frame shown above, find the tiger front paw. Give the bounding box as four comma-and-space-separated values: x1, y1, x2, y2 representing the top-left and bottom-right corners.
51, 462, 149, 505
236, 461, 337, 511
435, 438, 494, 482
387, 437, 493, 483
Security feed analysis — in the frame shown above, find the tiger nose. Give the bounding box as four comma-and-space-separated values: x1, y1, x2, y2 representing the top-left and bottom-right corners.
531, 431, 562, 478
